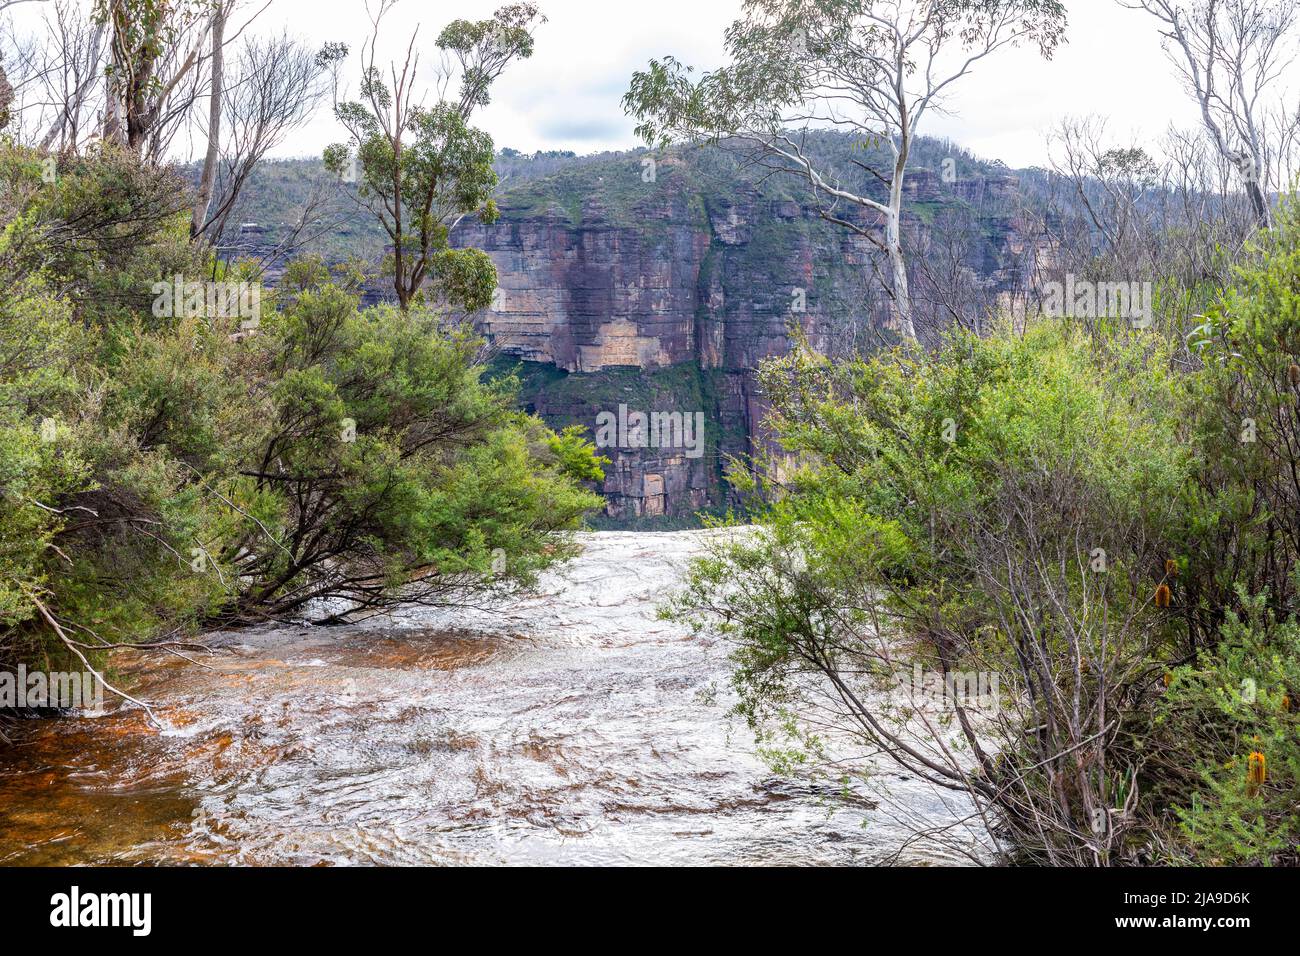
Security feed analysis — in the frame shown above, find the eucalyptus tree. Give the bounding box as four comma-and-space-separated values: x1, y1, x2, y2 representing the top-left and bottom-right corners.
1123, 0, 1300, 230
98, 0, 210, 155
324, 1, 543, 312
190, 0, 229, 236
623, 0, 1068, 340
95, 0, 268, 164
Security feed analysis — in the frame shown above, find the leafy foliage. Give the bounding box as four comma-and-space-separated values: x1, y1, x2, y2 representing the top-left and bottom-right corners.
671, 320, 1197, 863
1158, 591, 1300, 865
324, 3, 541, 310
0, 137, 604, 683
669, 184, 1300, 862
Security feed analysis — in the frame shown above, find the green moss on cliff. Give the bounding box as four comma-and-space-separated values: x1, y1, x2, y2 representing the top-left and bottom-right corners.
489, 357, 734, 528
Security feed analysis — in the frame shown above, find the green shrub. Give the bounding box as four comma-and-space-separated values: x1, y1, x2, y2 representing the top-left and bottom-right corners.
1156, 592, 1300, 864
0, 142, 606, 686
671, 319, 1197, 863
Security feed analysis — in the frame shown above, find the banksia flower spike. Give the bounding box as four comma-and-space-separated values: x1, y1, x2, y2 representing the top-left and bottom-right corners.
1247, 752, 1267, 795
1164, 558, 1178, 577
1283, 694, 1292, 713
1163, 671, 1173, 687
1155, 583, 1172, 608
1289, 364, 1300, 387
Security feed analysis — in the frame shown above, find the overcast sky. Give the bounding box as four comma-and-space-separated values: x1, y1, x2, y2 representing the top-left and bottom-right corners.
248, 0, 1212, 167
14, 0, 1284, 167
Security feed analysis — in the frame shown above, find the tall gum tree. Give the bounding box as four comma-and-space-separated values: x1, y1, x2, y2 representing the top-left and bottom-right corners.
624, 0, 1068, 341
325, 1, 544, 312
1123, 0, 1299, 231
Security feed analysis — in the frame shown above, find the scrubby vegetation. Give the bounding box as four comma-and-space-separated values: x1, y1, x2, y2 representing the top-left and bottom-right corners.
5, 0, 1300, 872
669, 200, 1300, 866
0, 1, 611, 719
0, 139, 603, 703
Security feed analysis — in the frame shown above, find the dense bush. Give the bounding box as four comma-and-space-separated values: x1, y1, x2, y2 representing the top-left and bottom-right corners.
1, 144, 222, 676
0, 142, 605, 685
672, 320, 1196, 863
672, 204, 1300, 863
1157, 592, 1300, 865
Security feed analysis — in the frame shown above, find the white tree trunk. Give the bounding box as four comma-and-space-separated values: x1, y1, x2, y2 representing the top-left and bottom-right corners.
191, 4, 227, 238
887, 153, 915, 340
887, 227, 915, 340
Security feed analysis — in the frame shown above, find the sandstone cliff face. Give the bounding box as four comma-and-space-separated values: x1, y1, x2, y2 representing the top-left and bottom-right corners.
452, 151, 1034, 525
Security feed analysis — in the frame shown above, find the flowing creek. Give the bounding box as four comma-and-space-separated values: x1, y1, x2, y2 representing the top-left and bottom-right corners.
0, 530, 980, 865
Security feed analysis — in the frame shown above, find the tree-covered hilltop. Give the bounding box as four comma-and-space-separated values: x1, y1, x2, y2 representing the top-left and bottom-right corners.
202, 132, 1031, 265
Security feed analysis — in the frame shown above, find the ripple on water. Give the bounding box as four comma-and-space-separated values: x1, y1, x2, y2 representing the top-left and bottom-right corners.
0, 531, 987, 866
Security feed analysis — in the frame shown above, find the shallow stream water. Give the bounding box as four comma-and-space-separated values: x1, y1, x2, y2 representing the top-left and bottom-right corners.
0, 531, 980, 865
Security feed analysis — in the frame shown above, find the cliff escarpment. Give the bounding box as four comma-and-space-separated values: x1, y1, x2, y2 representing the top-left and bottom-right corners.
212, 140, 1046, 525
453, 140, 1039, 525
